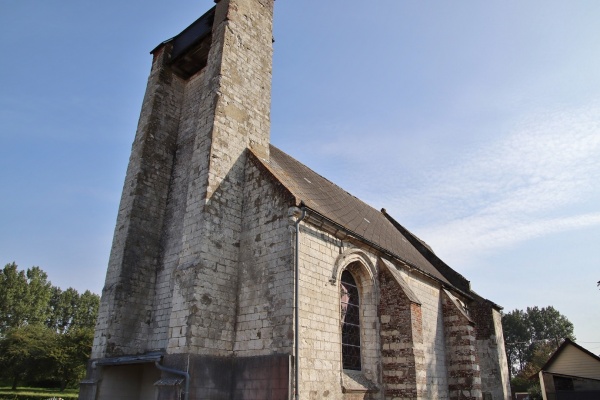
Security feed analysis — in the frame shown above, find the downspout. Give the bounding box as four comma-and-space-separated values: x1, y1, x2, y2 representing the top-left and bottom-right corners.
155, 360, 190, 400
292, 206, 306, 400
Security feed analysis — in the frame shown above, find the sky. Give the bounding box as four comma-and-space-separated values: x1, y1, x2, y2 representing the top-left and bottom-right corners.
1, 1, 599, 351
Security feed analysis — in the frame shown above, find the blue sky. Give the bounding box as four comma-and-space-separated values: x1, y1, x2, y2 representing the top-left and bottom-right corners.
1, 1, 599, 350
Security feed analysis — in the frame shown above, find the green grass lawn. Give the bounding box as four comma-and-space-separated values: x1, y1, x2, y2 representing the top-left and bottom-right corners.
0, 387, 78, 400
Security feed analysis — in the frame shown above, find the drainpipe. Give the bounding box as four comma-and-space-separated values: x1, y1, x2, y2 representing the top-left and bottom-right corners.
155, 360, 190, 400
292, 206, 306, 400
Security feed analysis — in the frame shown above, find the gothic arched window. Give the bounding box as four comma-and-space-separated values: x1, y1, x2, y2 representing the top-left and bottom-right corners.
340, 270, 361, 370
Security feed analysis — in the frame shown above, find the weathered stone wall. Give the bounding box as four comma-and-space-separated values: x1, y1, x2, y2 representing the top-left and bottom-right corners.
148, 69, 206, 351
233, 155, 295, 356
396, 268, 450, 399
490, 309, 511, 399
96, 364, 160, 400
472, 303, 511, 400
294, 222, 459, 400
442, 290, 482, 400
295, 225, 382, 399
92, 45, 185, 358
296, 223, 350, 399
378, 265, 425, 399
155, 353, 290, 400
165, 0, 275, 357
93, 0, 275, 360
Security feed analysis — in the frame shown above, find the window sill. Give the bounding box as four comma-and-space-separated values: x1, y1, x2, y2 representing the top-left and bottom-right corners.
341, 369, 379, 394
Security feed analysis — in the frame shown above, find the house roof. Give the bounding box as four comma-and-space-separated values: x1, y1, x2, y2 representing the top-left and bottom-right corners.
540, 338, 600, 373
253, 144, 458, 287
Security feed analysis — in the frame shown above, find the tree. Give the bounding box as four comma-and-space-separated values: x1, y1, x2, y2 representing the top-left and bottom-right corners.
502, 306, 575, 394
0, 263, 52, 333
0, 263, 29, 333
47, 287, 100, 333
49, 327, 95, 390
520, 341, 557, 378
0, 324, 56, 389
47, 287, 79, 333
526, 306, 574, 349
0, 262, 100, 390
72, 290, 100, 330
502, 309, 530, 375
25, 266, 53, 325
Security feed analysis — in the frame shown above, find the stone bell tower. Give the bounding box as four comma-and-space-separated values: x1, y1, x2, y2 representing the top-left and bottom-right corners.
80, 1, 288, 399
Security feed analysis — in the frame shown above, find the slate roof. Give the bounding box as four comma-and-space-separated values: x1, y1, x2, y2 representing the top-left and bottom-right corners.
253, 144, 453, 286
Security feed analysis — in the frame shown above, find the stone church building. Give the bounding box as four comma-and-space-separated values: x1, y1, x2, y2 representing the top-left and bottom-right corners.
80, 0, 511, 399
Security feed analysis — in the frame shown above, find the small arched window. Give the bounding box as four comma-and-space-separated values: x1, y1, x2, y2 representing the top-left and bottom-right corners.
340, 270, 361, 370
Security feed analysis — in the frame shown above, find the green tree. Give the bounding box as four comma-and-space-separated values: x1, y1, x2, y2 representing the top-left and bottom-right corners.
0, 263, 100, 390
0, 263, 52, 333
502, 306, 575, 394
503, 309, 530, 375
50, 327, 95, 390
45, 288, 99, 390
0, 324, 56, 389
47, 287, 100, 333
0, 263, 28, 332
520, 341, 556, 377
47, 287, 78, 333
526, 306, 574, 349
26, 266, 53, 325
72, 290, 100, 330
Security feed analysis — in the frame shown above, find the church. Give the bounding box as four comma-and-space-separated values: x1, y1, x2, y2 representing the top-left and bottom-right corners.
80, 1, 511, 399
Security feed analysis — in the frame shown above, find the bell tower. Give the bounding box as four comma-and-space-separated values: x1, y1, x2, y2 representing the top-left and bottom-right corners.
81, 1, 285, 399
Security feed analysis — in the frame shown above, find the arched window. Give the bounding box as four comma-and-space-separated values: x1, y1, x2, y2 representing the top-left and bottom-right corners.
340, 270, 361, 370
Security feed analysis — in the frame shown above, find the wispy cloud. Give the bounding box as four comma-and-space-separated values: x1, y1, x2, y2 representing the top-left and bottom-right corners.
291, 103, 600, 268
394, 103, 600, 265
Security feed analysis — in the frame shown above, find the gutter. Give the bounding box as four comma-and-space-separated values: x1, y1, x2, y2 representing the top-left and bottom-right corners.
291, 206, 306, 400
154, 360, 190, 400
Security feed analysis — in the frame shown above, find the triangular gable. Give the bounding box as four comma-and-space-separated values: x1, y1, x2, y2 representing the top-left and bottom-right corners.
541, 339, 600, 381
442, 288, 473, 324
378, 258, 421, 305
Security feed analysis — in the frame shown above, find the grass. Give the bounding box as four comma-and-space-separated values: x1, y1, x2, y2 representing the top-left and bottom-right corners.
0, 387, 78, 400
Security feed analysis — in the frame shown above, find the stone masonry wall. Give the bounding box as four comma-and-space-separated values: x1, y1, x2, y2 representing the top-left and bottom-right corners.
166, 0, 275, 356
472, 303, 511, 400
233, 155, 295, 356
295, 223, 454, 400
400, 270, 450, 399
92, 46, 185, 358
296, 223, 350, 400
378, 266, 425, 399
490, 309, 510, 399
94, 0, 276, 359
442, 291, 482, 400
148, 69, 206, 351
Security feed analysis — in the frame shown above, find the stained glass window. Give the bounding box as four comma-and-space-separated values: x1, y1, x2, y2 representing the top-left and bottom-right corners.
340, 270, 361, 370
